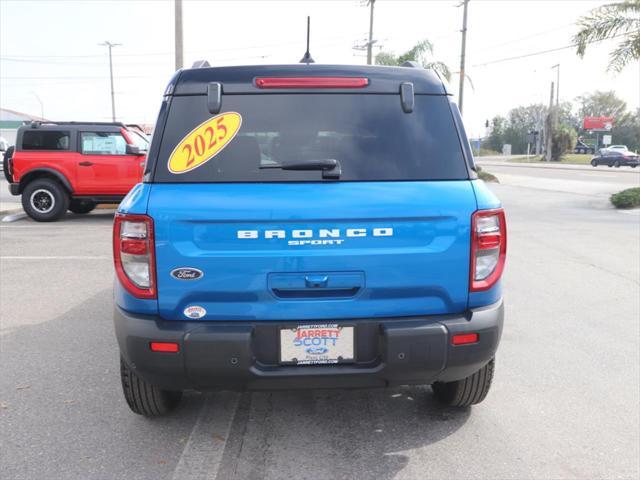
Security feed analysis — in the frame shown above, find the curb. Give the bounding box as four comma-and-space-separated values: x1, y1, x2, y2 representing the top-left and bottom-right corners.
0, 207, 23, 217
476, 161, 640, 174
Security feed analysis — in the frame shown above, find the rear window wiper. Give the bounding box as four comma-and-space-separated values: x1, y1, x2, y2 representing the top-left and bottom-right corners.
261, 159, 341, 179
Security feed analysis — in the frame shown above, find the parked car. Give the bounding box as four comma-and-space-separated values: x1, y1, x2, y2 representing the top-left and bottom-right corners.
605, 145, 629, 153
113, 63, 507, 417
591, 149, 639, 168
5, 121, 147, 221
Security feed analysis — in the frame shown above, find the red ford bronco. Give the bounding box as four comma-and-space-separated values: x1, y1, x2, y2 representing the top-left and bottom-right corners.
3, 121, 148, 221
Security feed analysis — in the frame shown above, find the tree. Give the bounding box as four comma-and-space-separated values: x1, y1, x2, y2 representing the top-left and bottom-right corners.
573, 0, 640, 72
503, 104, 547, 153
551, 125, 578, 160
557, 102, 580, 131
576, 90, 627, 118
613, 109, 640, 151
485, 116, 506, 153
375, 39, 451, 81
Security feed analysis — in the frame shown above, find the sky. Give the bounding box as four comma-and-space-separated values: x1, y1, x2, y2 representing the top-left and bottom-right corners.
1, 0, 639, 137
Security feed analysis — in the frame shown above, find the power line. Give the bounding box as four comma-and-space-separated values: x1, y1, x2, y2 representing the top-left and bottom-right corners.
0, 75, 151, 80
1, 35, 359, 60
468, 22, 575, 55
472, 30, 638, 67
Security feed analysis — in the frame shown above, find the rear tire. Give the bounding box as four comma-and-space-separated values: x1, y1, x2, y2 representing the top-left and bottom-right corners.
431, 358, 495, 407
591, 159, 597, 167
21, 178, 69, 222
120, 357, 182, 417
69, 199, 96, 214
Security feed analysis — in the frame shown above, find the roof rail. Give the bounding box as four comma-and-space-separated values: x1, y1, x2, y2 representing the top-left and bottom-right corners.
402, 61, 422, 68
27, 120, 127, 128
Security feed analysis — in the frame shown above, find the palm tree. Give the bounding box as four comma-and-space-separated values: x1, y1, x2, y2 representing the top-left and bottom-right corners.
375, 39, 451, 81
573, 0, 640, 72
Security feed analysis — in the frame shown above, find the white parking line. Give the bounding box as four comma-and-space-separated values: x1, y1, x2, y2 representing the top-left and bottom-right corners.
171, 392, 240, 480
0, 256, 110, 260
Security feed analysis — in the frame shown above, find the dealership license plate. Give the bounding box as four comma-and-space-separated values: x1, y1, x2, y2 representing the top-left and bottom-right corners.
280, 324, 354, 365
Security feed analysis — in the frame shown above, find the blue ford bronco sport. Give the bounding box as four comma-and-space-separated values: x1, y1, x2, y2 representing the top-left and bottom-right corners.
113, 63, 506, 417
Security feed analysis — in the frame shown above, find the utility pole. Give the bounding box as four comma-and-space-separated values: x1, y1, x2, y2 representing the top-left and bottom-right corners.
175, 0, 184, 70
99, 41, 121, 122
458, 0, 469, 115
551, 64, 560, 106
366, 0, 375, 65
544, 81, 555, 162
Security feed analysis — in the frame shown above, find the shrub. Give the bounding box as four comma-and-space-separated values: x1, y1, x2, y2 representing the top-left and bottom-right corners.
610, 188, 640, 209
476, 166, 499, 183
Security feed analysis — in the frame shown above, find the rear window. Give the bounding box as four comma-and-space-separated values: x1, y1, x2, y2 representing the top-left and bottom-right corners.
153, 94, 468, 182
22, 130, 70, 151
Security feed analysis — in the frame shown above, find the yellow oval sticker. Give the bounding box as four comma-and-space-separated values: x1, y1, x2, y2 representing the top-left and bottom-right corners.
167, 112, 242, 174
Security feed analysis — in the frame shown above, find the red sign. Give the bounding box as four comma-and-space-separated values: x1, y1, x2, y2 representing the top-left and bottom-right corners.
583, 116, 614, 130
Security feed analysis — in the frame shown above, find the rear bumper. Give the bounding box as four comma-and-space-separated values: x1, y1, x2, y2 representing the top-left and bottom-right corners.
114, 300, 504, 391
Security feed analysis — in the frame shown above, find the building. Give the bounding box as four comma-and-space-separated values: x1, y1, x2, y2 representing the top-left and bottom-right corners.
0, 108, 48, 147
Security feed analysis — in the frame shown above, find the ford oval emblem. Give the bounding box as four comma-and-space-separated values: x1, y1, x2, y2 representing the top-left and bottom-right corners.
171, 267, 204, 280
184, 305, 206, 319
306, 346, 329, 355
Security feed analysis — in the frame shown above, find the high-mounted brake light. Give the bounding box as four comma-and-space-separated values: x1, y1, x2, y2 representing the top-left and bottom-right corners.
113, 213, 156, 299
470, 208, 507, 292
255, 77, 369, 89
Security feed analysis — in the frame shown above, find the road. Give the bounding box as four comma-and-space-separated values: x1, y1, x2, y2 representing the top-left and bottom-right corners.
0, 177, 17, 205
1, 167, 639, 480
477, 160, 639, 197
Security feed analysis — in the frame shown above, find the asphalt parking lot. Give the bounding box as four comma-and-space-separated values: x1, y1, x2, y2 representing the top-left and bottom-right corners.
1, 167, 639, 480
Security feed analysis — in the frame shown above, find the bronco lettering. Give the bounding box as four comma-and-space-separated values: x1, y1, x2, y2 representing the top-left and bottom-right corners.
237, 227, 394, 239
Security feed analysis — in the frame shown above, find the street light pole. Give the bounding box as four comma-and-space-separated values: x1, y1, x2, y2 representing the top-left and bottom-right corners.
366, 0, 375, 65
175, 0, 183, 70
31, 92, 44, 120
99, 41, 121, 122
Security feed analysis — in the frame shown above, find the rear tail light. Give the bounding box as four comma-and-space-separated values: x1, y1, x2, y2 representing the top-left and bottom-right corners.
150, 342, 179, 353
452, 333, 479, 345
255, 77, 369, 89
470, 209, 507, 292
113, 213, 156, 299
